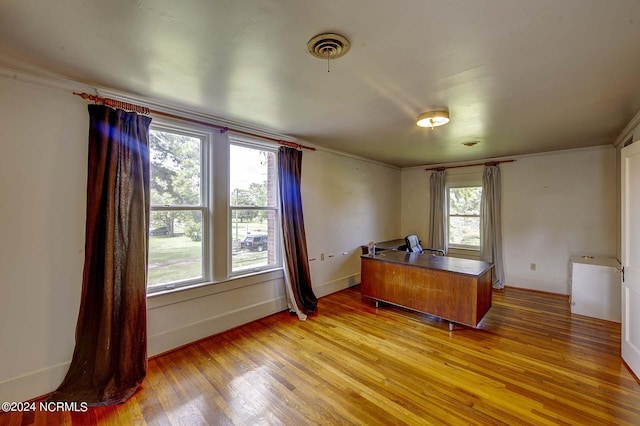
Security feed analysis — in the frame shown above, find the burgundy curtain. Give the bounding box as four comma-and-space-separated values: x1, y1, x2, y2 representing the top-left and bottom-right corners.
278, 147, 318, 317
50, 104, 151, 406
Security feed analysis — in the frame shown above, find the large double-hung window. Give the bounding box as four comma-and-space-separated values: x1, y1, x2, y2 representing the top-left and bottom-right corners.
147, 123, 280, 294
148, 126, 208, 292
230, 143, 279, 274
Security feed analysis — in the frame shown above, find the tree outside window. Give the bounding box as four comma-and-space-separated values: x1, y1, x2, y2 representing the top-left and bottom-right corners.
448, 186, 482, 248
148, 128, 206, 290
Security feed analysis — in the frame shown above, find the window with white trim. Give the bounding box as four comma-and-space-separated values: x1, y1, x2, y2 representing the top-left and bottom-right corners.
146, 123, 282, 293
447, 185, 482, 249
229, 143, 279, 274
148, 126, 208, 292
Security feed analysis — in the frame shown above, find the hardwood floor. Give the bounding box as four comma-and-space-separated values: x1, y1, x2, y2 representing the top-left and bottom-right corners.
2, 285, 639, 425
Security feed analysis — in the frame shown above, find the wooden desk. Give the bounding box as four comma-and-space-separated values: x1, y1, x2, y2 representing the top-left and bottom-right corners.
360, 251, 493, 329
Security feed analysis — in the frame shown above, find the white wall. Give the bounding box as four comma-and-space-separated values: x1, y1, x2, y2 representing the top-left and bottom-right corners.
0, 73, 401, 403
401, 146, 618, 294
303, 149, 401, 296
501, 148, 617, 293
0, 74, 88, 405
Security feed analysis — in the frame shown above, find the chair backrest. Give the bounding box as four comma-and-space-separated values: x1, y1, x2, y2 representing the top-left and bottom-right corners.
404, 234, 423, 254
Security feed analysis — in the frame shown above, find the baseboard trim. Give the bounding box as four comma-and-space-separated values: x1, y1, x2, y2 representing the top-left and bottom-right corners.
503, 285, 569, 298
0, 274, 362, 404
149, 273, 363, 356
315, 273, 360, 299
0, 361, 69, 404
148, 295, 288, 357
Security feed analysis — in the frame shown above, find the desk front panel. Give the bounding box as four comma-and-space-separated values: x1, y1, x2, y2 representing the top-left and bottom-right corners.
361, 255, 492, 328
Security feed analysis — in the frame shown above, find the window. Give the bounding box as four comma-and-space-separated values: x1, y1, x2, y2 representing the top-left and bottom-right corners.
448, 186, 482, 249
148, 126, 207, 291
146, 123, 281, 294
230, 143, 279, 273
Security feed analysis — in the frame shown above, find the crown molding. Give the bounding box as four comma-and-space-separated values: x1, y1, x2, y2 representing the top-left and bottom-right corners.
613, 109, 640, 148
0, 65, 94, 93
96, 88, 299, 144
401, 144, 615, 172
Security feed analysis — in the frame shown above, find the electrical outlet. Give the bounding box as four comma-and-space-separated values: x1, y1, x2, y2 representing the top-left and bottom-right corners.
530, 263, 536, 271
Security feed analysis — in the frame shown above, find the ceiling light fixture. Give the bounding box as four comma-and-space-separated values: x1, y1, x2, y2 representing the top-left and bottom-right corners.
416, 110, 450, 129
307, 33, 350, 72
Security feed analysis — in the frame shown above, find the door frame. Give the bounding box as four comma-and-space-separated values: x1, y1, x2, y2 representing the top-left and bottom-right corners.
621, 141, 640, 379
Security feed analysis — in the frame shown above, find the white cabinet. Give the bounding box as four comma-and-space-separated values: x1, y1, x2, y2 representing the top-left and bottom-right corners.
570, 256, 621, 323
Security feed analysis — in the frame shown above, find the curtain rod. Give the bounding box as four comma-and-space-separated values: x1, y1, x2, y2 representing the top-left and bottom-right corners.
425, 159, 515, 172
73, 92, 316, 151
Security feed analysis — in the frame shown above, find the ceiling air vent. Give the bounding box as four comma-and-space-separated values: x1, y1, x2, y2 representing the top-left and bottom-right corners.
307, 33, 350, 60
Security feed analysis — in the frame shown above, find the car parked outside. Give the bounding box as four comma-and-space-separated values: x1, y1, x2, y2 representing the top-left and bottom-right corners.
241, 234, 268, 252
150, 226, 170, 236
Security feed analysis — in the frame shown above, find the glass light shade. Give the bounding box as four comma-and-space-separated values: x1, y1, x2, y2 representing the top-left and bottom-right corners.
416, 111, 450, 128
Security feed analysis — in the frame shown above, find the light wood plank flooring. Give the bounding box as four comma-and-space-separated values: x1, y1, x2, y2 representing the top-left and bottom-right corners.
2, 286, 639, 425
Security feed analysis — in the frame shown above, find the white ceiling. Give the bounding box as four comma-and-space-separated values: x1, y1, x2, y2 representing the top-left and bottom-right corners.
2, 0, 640, 167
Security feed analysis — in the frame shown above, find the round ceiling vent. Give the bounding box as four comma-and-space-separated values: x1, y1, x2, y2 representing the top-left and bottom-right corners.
307, 33, 350, 60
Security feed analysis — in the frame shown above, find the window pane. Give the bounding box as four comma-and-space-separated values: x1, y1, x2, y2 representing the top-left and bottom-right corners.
148, 210, 203, 288
230, 145, 276, 207
150, 129, 201, 206
231, 209, 277, 272
449, 216, 480, 246
449, 187, 481, 215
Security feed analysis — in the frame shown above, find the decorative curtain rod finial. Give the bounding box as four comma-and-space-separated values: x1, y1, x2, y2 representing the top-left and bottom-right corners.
73, 91, 93, 101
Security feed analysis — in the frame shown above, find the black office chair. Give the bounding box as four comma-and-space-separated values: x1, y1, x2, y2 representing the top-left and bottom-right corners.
404, 234, 445, 256
405, 234, 423, 253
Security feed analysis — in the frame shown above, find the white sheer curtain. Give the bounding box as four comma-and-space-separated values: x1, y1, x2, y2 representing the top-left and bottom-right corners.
427, 170, 448, 253
481, 165, 505, 288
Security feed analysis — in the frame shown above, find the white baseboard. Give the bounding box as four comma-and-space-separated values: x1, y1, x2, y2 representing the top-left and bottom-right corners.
505, 276, 569, 295
0, 361, 69, 403
0, 275, 360, 404
148, 273, 361, 356
0, 296, 288, 403
148, 295, 288, 357
315, 273, 360, 299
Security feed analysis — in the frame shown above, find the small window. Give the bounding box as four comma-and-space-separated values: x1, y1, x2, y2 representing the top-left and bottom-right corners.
448, 186, 482, 249
230, 143, 279, 273
148, 127, 207, 291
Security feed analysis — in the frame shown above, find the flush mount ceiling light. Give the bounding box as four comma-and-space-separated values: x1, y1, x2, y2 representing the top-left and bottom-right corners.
416, 110, 450, 129
307, 33, 350, 72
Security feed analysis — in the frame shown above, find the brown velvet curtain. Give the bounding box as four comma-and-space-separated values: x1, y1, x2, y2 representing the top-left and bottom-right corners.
278, 147, 318, 317
50, 104, 151, 406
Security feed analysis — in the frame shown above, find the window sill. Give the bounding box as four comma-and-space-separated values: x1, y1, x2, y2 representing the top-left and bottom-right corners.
147, 267, 284, 309
448, 246, 480, 252
448, 247, 481, 261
